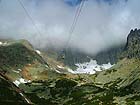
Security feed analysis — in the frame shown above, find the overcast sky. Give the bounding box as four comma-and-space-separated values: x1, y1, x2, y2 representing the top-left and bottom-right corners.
0, 0, 140, 55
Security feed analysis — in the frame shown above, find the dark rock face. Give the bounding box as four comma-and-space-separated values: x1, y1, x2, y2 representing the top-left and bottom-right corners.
0, 74, 29, 104
93, 46, 124, 64
122, 28, 140, 59
57, 44, 124, 68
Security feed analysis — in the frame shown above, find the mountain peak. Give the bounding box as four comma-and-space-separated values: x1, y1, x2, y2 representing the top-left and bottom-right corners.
122, 28, 140, 59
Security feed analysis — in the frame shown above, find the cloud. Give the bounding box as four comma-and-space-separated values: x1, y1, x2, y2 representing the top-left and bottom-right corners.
0, 0, 140, 55
64, 0, 82, 6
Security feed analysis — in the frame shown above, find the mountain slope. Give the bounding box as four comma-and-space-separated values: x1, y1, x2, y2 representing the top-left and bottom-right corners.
0, 73, 31, 104
121, 29, 140, 59
0, 39, 80, 104
0, 40, 78, 85
0, 40, 50, 81
1, 29, 140, 105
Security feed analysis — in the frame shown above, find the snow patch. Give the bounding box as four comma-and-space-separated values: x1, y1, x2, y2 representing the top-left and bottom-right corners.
13, 69, 22, 73
18, 69, 22, 71
0, 42, 3, 45
102, 63, 113, 69
68, 69, 77, 74
0, 41, 10, 46
57, 65, 65, 69
19, 93, 30, 104
13, 80, 20, 86
36, 50, 41, 55
45, 65, 49, 68
55, 70, 61, 73
19, 78, 29, 83
13, 70, 20, 73
13, 78, 31, 86
68, 59, 114, 74
27, 64, 31, 66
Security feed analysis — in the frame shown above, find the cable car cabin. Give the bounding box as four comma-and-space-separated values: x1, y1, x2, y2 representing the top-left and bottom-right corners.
61, 54, 65, 59
58, 50, 66, 60
59, 52, 65, 59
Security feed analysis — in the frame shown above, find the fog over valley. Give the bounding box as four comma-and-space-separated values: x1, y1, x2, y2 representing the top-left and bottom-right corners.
0, 0, 140, 55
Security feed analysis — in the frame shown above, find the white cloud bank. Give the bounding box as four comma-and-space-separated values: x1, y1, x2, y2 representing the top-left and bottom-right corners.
0, 0, 140, 55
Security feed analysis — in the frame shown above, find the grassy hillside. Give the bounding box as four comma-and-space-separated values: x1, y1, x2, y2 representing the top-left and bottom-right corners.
18, 58, 140, 105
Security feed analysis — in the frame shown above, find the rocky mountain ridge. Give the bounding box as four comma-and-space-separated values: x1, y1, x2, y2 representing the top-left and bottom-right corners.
122, 28, 140, 59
